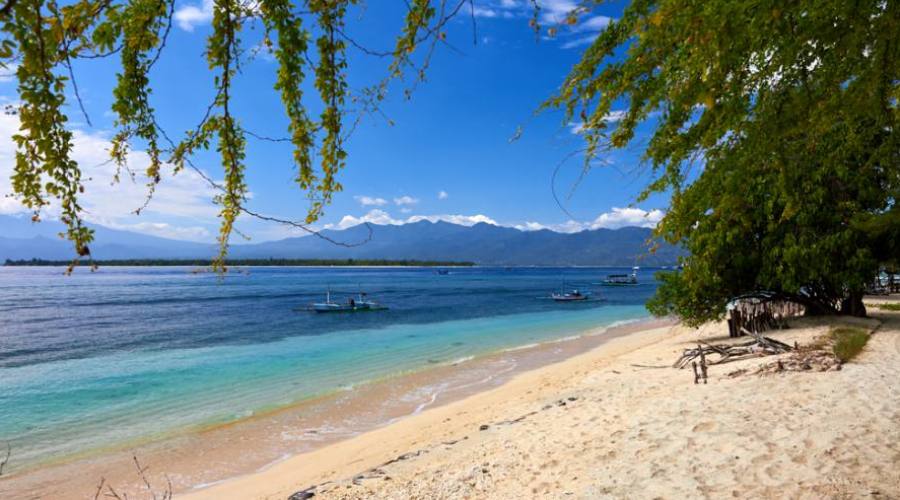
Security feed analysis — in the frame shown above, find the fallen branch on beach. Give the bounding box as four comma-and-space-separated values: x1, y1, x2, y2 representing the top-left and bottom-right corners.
727, 345, 844, 377
0, 442, 10, 476
674, 329, 794, 369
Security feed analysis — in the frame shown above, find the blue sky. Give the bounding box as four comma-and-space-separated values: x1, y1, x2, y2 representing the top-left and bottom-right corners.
0, 0, 668, 243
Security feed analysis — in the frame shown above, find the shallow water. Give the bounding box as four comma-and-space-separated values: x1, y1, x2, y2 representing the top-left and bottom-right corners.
0, 266, 657, 471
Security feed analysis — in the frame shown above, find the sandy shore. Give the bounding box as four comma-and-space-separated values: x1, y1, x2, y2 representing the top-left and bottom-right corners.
183, 302, 900, 500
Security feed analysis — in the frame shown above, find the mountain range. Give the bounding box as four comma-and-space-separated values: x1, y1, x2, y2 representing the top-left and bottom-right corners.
0, 215, 682, 266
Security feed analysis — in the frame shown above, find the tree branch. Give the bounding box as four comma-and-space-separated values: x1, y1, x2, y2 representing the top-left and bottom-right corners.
0, 0, 17, 18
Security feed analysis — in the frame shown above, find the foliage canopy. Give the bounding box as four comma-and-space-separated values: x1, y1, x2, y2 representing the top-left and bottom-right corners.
548, 0, 899, 324
0, 0, 451, 271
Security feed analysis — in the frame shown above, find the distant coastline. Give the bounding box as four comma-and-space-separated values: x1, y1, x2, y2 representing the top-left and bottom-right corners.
2, 258, 476, 267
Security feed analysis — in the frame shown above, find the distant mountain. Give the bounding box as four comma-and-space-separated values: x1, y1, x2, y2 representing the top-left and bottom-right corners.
0, 215, 682, 266
0, 215, 212, 261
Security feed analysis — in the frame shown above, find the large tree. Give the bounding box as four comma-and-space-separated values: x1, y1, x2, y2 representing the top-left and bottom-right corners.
548, 0, 899, 324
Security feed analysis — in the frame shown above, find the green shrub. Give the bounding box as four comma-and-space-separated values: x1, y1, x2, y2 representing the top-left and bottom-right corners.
875, 303, 900, 311
831, 327, 870, 363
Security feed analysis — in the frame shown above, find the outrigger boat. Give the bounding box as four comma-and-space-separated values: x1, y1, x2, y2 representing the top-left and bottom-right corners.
551, 281, 592, 301
600, 266, 639, 286
311, 290, 387, 313
551, 289, 590, 301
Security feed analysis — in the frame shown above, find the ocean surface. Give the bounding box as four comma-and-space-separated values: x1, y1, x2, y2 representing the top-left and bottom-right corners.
0, 266, 658, 472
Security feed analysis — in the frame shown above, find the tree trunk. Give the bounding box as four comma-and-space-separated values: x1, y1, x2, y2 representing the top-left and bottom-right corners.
840, 290, 867, 317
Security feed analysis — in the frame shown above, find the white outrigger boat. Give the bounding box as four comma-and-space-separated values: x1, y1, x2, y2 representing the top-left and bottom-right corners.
600, 266, 639, 286
551, 289, 590, 301
551, 280, 593, 301
311, 291, 387, 313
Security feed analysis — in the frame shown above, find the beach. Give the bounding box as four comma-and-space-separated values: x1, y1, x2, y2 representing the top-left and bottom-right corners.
181, 302, 900, 500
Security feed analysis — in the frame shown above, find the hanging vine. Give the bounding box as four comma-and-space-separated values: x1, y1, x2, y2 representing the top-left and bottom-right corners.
0, 0, 467, 271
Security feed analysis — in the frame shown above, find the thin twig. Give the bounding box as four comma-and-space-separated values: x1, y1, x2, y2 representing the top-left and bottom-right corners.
0, 441, 10, 476
550, 148, 587, 220
148, 0, 176, 69
133, 455, 156, 500
93, 477, 106, 500
244, 129, 291, 142
57, 12, 93, 127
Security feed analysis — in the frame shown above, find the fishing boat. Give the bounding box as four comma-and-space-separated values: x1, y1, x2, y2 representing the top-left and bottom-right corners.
551, 288, 590, 302
600, 266, 639, 286
436, 269, 450, 275
311, 291, 387, 313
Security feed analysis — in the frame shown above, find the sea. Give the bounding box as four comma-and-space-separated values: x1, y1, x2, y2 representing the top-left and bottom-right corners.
0, 266, 658, 474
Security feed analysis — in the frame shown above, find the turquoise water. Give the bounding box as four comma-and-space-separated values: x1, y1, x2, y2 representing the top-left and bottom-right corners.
0, 266, 656, 471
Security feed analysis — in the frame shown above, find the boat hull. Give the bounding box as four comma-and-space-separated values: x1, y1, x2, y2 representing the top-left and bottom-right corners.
312, 303, 388, 313
551, 295, 590, 302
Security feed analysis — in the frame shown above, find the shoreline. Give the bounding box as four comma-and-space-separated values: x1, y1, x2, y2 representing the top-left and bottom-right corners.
181, 318, 682, 500
184, 308, 900, 500
0, 315, 669, 499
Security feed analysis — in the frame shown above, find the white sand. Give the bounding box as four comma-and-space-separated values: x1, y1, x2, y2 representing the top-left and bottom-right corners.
184, 304, 900, 499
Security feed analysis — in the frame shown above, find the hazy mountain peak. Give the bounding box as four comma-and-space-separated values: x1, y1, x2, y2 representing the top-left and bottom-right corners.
0, 214, 681, 266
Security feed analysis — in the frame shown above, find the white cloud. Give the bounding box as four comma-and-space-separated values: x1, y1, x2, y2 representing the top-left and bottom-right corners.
95, 219, 211, 241
326, 209, 399, 230
467, 1, 613, 49
569, 122, 586, 135
569, 110, 629, 134
575, 15, 613, 32
438, 190, 449, 200
602, 110, 628, 123
324, 210, 498, 231
407, 213, 498, 226
513, 219, 587, 233
592, 207, 664, 229
470, 5, 498, 17
512, 221, 549, 231
174, 0, 213, 32
354, 195, 388, 207
515, 207, 664, 233
0, 63, 18, 83
0, 102, 220, 241
464, 1, 518, 19
560, 34, 598, 49
393, 195, 419, 206
467, 0, 570, 22
323, 207, 661, 234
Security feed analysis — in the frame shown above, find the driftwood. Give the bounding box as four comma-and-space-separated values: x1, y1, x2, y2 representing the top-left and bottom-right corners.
728, 350, 842, 377
674, 330, 793, 369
